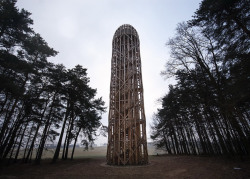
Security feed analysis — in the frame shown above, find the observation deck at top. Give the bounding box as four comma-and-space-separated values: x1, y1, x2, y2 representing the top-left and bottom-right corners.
113, 24, 139, 40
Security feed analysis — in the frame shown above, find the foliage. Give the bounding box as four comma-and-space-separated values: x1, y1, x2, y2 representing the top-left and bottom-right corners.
0, 0, 105, 164
152, 0, 250, 155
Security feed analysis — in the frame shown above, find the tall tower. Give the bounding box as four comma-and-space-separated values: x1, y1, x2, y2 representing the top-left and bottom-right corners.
107, 24, 148, 165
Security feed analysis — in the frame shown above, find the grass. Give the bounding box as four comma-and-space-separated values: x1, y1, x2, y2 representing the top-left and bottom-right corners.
18, 145, 167, 159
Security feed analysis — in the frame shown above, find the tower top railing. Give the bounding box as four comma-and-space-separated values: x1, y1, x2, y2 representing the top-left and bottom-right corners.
113, 24, 139, 40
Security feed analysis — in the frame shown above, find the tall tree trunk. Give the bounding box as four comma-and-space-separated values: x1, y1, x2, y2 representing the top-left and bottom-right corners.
185, 126, 196, 155
24, 122, 41, 163
173, 128, 180, 154
2, 120, 23, 159
52, 102, 70, 163
14, 122, 28, 162
0, 74, 28, 145
0, 104, 26, 159
8, 126, 22, 163
71, 127, 81, 160
65, 115, 76, 159
163, 133, 172, 154
0, 98, 19, 145
22, 122, 35, 161
35, 93, 57, 164
62, 119, 70, 160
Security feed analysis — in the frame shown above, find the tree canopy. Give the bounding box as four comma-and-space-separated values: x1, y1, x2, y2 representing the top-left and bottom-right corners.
152, 0, 250, 156
0, 0, 105, 164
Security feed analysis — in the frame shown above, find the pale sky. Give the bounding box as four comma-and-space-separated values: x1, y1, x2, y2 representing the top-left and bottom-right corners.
17, 0, 201, 145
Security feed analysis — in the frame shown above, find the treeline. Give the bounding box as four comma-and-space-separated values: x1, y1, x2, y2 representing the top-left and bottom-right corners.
151, 0, 250, 155
0, 0, 105, 164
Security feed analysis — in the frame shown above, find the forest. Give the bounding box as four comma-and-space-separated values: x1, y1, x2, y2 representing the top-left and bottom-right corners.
0, 0, 105, 164
151, 0, 250, 156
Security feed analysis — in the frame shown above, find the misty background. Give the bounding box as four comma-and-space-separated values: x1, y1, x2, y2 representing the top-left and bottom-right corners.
16, 0, 201, 145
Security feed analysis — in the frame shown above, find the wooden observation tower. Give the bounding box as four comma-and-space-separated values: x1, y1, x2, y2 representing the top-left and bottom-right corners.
106, 24, 148, 165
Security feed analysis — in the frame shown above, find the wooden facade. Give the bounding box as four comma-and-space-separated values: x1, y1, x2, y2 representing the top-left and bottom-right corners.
106, 24, 148, 165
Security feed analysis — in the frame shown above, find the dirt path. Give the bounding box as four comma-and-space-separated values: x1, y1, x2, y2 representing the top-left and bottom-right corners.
0, 156, 249, 178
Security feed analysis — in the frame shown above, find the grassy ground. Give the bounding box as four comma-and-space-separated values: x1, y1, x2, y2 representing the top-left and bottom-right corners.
38, 145, 166, 159
1, 155, 249, 179
0, 146, 249, 178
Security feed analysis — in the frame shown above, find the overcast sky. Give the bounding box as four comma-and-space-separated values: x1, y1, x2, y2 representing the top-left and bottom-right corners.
17, 0, 201, 145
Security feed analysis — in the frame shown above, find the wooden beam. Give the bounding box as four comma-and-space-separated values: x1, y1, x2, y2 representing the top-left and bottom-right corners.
107, 24, 148, 165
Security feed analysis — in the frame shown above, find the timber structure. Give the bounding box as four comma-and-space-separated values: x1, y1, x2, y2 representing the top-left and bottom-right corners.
106, 24, 148, 165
